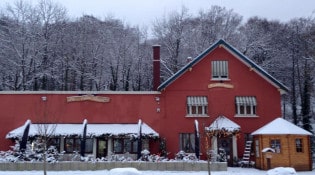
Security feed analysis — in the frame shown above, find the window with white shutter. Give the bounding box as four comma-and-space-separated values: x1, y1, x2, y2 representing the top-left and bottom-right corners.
186, 96, 208, 117
211, 61, 228, 80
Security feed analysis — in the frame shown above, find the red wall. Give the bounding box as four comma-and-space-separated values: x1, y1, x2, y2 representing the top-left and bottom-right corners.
0, 92, 162, 151
0, 46, 283, 160
159, 46, 282, 158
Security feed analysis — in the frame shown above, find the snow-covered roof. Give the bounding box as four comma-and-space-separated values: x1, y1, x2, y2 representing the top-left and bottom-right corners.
157, 39, 289, 94
6, 122, 159, 139
205, 116, 240, 132
0, 91, 161, 95
251, 118, 312, 135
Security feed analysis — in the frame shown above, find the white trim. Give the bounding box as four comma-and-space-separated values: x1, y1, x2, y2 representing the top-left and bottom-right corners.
234, 115, 259, 118
0, 91, 161, 95
222, 45, 288, 93
185, 115, 209, 118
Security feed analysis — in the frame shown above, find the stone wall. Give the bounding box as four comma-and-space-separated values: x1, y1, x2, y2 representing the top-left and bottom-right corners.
0, 161, 227, 171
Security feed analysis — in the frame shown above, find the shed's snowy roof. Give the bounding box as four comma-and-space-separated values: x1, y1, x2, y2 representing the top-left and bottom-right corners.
6, 122, 159, 139
205, 116, 240, 132
251, 118, 312, 135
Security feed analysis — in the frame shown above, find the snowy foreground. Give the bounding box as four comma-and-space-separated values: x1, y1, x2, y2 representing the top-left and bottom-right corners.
0, 167, 314, 175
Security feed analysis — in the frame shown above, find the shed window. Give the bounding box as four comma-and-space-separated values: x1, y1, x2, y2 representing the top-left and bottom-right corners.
295, 138, 303, 152
270, 139, 281, 153
186, 96, 208, 116
211, 61, 228, 79
235, 96, 257, 116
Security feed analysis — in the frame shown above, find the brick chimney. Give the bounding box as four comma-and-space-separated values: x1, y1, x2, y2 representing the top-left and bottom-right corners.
153, 45, 161, 91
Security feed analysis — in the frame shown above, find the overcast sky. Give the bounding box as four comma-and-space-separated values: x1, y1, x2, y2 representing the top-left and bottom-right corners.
1, 0, 315, 26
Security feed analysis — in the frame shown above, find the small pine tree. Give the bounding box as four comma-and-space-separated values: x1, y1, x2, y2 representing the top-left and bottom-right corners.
159, 138, 167, 157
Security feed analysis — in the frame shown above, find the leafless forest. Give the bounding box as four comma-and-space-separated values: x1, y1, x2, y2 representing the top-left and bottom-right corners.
0, 1, 314, 129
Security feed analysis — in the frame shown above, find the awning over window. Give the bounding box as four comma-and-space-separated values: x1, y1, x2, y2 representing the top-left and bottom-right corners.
187, 96, 208, 106
6, 123, 159, 139
235, 96, 256, 105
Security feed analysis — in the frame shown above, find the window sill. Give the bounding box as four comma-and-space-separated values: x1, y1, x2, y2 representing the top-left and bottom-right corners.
185, 115, 209, 118
211, 78, 231, 81
234, 115, 259, 118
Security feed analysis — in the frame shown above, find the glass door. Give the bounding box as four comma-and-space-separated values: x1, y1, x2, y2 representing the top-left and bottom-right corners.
97, 138, 108, 158
217, 136, 233, 166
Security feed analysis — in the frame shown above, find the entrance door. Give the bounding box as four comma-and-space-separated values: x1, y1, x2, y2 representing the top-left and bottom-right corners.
218, 136, 233, 166
97, 139, 108, 158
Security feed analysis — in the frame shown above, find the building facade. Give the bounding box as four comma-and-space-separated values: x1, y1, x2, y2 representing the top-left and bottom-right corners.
1, 40, 288, 164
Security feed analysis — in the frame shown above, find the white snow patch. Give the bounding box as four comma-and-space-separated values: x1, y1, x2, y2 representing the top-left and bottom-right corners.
262, 147, 275, 153
83, 119, 88, 126
109, 168, 142, 175
0, 167, 313, 175
82, 119, 88, 134
195, 119, 199, 135
138, 119, 142, 137
267, 167, 297, 175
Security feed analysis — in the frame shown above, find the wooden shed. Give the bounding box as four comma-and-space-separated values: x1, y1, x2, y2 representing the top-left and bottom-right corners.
251, 118, 313, 171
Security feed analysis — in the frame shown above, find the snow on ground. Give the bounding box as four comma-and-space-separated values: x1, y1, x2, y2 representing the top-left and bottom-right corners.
0, 167, 314, 175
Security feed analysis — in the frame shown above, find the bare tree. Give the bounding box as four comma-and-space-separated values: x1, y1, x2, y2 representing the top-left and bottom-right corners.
33, 0, 67, 90
152, 6, 191, 79
0, 0, 38, 90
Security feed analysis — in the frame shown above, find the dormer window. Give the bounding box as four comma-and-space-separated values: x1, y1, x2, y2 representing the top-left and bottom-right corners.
211, 60, 228, 80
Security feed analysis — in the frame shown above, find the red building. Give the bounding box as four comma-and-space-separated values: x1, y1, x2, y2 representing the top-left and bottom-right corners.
1, 40, 288, 164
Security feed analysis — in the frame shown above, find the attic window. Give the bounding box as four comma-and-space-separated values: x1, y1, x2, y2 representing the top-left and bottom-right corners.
186, 96, 208, 117
211, 61, 228, 80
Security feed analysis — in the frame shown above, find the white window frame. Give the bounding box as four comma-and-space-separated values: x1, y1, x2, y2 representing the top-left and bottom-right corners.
211, 60, 229, 80
270, 139, 281, 153
235, 96, 257, 117
186, 96, 209, 117
255, 139, 260, 157
295, 138, 303, 153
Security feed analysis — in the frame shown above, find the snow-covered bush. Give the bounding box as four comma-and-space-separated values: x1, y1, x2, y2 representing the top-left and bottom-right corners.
0, 140, 63, 163
174, 150, 197, 161
139, 149, 150, 161
137, 149, 169, 162
217, 148, 227, 162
